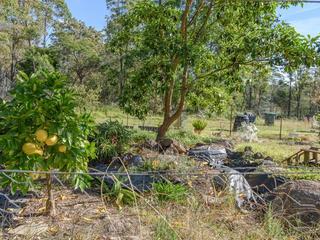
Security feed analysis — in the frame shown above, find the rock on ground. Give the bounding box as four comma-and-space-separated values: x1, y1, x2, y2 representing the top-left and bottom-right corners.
270, 180, 320, 226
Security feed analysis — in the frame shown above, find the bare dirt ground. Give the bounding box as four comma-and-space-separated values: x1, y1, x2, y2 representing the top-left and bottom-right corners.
2, 188, 151, 240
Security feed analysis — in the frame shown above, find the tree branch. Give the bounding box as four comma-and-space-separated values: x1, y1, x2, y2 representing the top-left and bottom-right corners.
196, 58, 270, 79
192, 0, 214, 43
188, 0, 204, 27
164, 0, 193, 120
169, 64, 189, 123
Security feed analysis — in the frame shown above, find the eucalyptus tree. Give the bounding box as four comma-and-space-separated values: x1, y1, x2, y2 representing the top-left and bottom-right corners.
108, 0, 318, 140
0, 0, 40, 83
51, 18, 104, 85
0, 0, 70, 97
105, 0, 132, 98
38, 0, 71, 47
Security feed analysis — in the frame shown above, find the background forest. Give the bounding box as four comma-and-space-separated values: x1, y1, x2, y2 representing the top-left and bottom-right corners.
0, 0, 319, 127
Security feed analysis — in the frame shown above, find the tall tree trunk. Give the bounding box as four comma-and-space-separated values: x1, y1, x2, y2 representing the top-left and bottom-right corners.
157, 65, 188, 140
257, 88, 263, 116
43, 6, 48, 48
119, 52, 124, 95
296, 86, 302, 119
287, 73, 293, 118
248, 80, 253, 110
156, 0, 192, 141
10, 41, 16, 83
45, 172, 56, 216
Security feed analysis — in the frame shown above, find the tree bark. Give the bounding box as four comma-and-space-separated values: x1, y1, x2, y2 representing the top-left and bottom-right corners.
296, 86, 302, 119
10, 40, 16, 83
45, 172, 56, 216
156, 0, 193, 141
248, 80, 253, 110
287, 73, 293, 118
157, 65, 188, 140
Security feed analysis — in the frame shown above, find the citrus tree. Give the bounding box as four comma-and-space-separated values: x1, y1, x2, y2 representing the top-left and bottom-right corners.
0, 70, 95, 214
109, 0, 318, 141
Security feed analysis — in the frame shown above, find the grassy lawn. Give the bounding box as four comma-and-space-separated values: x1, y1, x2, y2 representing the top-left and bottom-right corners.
93, 106, 319, 162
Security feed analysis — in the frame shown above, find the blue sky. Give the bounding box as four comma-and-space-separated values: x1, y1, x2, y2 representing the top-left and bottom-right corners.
65, 0, 320, 36
65, 0, 107, 30
278, 3, 320, 37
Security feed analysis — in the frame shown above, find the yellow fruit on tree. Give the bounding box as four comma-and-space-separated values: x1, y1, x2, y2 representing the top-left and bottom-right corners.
22, 143, 37, 155
34, 149, 44, 156
29, 168, 46, 180
35, 129, 48, 142
29, 173, 40, 180
45, 135, 58, 146
58, 145, 67, 153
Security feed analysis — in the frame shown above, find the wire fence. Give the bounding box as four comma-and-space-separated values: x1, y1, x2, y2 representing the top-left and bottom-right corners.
0, 167, 320, 176
0, 164, 319, 239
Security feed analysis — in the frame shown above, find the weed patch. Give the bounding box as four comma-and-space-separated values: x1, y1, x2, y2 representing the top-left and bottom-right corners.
153, 181, 189, 203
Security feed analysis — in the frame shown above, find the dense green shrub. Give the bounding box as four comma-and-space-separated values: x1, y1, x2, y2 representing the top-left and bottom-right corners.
95, 120, 131, 160
192, 119, 208, 134
167, 129, 214, 146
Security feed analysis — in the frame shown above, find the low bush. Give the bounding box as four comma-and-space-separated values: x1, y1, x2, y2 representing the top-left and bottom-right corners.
73, 84, 102, 111
95, 120, 132, 160
192, 119, 208, 134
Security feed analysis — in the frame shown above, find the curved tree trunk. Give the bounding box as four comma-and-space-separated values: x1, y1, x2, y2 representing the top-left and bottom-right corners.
156, 0, 199, 141
156, 65, 188, 141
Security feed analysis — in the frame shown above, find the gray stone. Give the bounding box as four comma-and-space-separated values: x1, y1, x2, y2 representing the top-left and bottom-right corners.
165, 146, 179, 155
159, 138, 173, 149
270, 180, 320, 226
172, 140, 187, 154
253, 152, 264, 159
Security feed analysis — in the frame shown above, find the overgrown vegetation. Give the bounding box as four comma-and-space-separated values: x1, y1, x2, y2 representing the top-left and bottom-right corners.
135, 159, 175, 172
0, 0, 320, 239
153, 181, 189, 204
154, 219, 178, 240
101, 177, 137, 209
263, 207, 287, 240
95, 120, 131, 160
